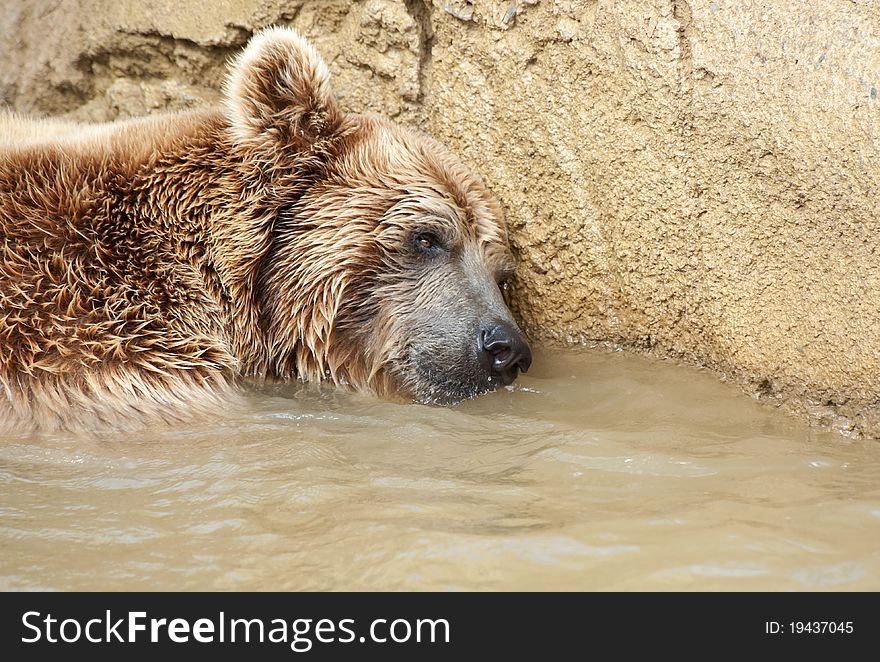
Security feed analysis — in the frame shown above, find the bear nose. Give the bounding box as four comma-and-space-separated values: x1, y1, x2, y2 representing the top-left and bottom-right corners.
478, 323, 532, 386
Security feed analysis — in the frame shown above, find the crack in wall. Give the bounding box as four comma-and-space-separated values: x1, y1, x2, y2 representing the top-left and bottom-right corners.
672, 0, 694, 90
403, 0, 434, 105
672, 0, 717, 89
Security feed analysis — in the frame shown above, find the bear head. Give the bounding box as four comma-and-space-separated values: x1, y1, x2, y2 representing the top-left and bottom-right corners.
223, 27, 531, 404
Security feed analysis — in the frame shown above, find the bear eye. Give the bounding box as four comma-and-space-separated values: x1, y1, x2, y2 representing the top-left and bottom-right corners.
414, 231, 443, 254
497, 268, 515, 292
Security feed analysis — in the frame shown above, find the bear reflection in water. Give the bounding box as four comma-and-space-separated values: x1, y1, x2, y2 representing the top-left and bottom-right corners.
0, 27, 530, 431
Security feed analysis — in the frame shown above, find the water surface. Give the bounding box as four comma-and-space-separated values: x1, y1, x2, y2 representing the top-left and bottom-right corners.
2, 349, 878, 590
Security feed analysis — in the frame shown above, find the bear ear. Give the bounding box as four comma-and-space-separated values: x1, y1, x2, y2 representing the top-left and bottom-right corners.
223, 26, 341, 148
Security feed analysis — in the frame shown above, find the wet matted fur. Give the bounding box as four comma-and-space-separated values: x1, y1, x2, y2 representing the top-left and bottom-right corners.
0, 27, 524, 432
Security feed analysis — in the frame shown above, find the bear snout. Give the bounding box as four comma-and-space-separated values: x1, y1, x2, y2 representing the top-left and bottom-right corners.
478, 322, 532, 386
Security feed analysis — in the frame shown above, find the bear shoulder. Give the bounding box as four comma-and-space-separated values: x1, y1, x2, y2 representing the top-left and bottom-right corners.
0, 107, 221, 165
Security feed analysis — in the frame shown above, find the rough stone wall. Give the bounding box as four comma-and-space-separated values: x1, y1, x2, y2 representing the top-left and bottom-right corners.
2, 0, 879, 437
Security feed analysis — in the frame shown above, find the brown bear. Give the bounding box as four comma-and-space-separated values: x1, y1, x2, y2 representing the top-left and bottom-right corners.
0, 27, 531, 432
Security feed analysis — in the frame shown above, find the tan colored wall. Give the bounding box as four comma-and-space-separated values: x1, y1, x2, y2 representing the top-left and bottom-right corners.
2, 0, 879, 437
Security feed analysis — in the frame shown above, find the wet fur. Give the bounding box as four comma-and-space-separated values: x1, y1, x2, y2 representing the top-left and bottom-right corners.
0, 28, 514, 432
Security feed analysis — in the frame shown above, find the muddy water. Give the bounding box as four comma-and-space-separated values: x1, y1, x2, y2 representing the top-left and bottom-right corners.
1, 349, 879, 591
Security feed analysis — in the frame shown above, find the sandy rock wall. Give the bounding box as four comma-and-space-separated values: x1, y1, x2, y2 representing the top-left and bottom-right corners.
2, 0, 879, 437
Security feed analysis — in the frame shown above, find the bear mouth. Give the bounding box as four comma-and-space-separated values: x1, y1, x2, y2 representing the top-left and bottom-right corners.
411, 380, 497, 406
399, 359, 501, 406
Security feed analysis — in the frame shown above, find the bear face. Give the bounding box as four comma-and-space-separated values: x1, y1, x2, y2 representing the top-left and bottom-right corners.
0, 27, 530, 431
227, 28, 531, 404
261, 117, 532, 404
